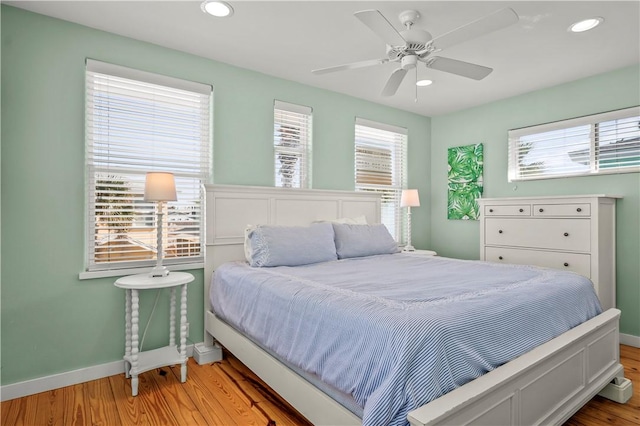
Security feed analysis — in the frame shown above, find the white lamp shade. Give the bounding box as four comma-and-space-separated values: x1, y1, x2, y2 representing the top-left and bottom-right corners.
144, 172, 177, 202
401, 189, 420, 207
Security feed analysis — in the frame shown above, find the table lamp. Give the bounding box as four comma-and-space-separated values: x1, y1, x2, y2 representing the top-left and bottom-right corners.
401, 189, 420, 252
144, 172, 177, 277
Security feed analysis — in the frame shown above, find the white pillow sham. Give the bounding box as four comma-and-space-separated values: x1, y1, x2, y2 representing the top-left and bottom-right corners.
314, 215, 368, 225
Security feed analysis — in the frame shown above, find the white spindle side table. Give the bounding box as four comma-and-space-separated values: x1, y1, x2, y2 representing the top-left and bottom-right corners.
114, 271, 194, 396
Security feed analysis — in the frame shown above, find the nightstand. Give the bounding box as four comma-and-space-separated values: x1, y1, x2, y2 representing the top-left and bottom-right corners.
402, 249, 438, 256
114, 271, 194, 396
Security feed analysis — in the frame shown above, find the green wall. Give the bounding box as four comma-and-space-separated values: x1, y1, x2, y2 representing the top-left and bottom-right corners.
2, 4, 637, 389
0, 6, 431, 386
431, 65, 640, 336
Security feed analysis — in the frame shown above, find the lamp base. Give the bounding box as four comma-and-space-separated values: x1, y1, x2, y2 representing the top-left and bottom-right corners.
149, 265, 170, 278
402, 245, 416, 252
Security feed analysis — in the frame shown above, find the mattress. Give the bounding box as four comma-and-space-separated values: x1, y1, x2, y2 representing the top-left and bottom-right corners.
210, 253, 602, 426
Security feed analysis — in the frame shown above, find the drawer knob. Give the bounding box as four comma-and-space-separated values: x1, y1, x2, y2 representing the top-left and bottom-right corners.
519, 208, 524, 213
498, 230, 503, 234
498, 256, 503, 260
489, 209, 494, 212
564, 232, 569, 237
577, 208, 582, 212
539, 208, 544, 213
564, 262, 569, 267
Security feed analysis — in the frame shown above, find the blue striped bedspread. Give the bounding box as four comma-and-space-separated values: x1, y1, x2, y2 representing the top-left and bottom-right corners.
211, 254, 602, 426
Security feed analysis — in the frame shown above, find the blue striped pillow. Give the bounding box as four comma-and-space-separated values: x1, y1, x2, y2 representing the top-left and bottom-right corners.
332, 223, 399, 259
246, 223, 338, 267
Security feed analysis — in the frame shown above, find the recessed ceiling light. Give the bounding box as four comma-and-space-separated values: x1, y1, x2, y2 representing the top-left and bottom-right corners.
201, 1, 234, 17
416, 79, 433, 87
569, 17, 603, 33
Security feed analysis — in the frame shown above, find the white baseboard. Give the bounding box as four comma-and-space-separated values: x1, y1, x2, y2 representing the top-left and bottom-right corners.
0, 344, 194, 402
1, 359, 125, 402
620, 333, 640, 348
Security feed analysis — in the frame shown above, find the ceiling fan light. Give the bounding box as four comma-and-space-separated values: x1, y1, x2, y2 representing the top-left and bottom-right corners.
416, 79, 433, 87
569, 17, 603, 33
201, 1, 234, 17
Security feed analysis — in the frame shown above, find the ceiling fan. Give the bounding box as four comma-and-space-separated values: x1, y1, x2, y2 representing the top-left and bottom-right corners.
312, 8, 519, 97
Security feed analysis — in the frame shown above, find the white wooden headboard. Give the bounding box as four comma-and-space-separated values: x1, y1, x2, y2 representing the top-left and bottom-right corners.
204, 184, 381, 311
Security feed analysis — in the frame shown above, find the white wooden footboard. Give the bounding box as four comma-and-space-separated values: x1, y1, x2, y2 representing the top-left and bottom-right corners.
204, 308, 623, 426
408, 308, 623, 426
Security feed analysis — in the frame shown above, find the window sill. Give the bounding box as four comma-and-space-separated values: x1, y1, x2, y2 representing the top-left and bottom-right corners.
79, 262, 204, 280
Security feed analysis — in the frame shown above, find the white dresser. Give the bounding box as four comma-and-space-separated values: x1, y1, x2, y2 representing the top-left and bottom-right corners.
478, 195, 619, 311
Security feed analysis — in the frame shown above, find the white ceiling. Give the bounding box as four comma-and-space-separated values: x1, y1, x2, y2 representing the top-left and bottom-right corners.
6, 1, 640, 117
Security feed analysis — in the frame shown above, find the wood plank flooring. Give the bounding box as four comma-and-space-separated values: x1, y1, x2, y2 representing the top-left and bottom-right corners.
2, 345, 638, 426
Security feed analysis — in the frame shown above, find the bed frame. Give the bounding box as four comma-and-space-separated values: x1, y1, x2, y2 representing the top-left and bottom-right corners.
199, 184, 631, 426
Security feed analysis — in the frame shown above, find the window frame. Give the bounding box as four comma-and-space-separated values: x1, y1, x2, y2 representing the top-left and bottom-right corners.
508, 106, 640, 182
273, 100, 313, 189
82, 59, 212, 279
354, 117, 408, 241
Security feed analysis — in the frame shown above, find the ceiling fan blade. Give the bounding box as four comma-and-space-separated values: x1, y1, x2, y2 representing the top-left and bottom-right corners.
354, 9, 406, 47
426, 56, 493, 80
312, 58, 389, 75
381, 68, 408, 97
429, 8, 519, 51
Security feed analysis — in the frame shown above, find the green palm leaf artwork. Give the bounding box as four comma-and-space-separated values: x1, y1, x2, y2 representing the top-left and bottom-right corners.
448, 144, 483, 220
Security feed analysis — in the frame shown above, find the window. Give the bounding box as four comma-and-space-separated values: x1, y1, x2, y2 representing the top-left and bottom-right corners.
274, 100, 312, 188
508, 106, 640, 181
354, 118, 408, 241
85, 60, 212, 274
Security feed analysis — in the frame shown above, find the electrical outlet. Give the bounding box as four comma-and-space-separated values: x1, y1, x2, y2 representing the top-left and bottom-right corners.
185, 322, 190, 336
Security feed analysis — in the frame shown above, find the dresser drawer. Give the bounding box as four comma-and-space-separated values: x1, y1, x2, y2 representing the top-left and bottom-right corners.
485, 218, 591, 252
484, 204, 531, 216
533, 203, 591, 217
485, 247, 591, 278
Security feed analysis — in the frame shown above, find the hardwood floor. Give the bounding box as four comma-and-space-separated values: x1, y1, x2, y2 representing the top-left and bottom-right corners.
2, 345, 638, 426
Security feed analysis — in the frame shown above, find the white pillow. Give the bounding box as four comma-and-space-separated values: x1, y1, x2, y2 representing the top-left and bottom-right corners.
317, 215, 368, 225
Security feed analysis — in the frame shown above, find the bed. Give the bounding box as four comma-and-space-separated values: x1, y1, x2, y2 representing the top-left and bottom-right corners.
198, 184, 630, 426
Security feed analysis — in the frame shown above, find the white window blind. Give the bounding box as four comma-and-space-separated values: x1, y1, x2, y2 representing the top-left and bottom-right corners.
274, 100, 312, 188
85, 59, 212, 272
354, 118, 408, 241
509, 106, 640, 181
